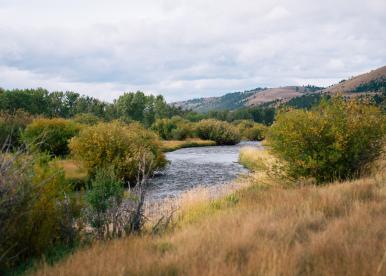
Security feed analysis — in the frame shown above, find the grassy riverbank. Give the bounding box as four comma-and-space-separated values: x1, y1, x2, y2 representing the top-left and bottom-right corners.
28, 147, 386, 275
57, 138, 217, 185
161, 138, 216, 152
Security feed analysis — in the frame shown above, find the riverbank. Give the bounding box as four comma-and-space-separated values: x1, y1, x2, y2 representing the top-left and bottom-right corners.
57, 138, 216, 185
161, 138, 216, 152
29, 150, 386, 275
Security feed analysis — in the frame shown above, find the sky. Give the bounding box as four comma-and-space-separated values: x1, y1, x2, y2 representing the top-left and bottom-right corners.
0, 0, 385, 103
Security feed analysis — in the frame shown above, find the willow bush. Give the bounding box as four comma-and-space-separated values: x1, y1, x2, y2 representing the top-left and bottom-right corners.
195, 119, 241, 145
0, 146, 83, 271
68, 121, 167, 180
232, 120, 267, 141
0, 109, 35, 148
266, 96, 386, 183
23, 118, 81, 156
151, 116, 193, 140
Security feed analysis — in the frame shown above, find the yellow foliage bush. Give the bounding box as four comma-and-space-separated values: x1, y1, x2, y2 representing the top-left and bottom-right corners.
23, 118, 81, 156
266, 96, 386, 183
68, 121, 167, 180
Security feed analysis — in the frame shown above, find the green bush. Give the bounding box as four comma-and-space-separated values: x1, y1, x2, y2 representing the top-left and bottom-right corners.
23, 118, 81, 156
243, 124, 267, 141
151, 116, 192, 140
195, 119, 241, 145
232, 120, 267, 141
171, 127, 185, 140
0, 147, 84, 270
85, 167, 125, 239
68, 121, 167, 180
71, 113, 102, 126
0, 109, 35, 148
266, 96, 386, 183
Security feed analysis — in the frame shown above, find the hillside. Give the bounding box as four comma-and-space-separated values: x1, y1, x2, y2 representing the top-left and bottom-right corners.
170, 85, 323, 113
170, 65, 386, 113
323, 65, 386, 94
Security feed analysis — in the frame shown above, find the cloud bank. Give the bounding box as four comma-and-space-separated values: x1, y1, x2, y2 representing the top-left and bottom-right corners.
1, 0, 385, 102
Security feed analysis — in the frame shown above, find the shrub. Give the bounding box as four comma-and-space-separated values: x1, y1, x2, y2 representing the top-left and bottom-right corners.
195, 119, 241, 145
85, 167, 125, 239
68, 121, 167, 180
243, 124, 267, 141
23, 118, 81, 156
232, 120, 267, 141
171, 127, 185, 140
71, 113, 102, 126
0, 144, 84, 268
151, 116, 192, 140
266, 96, 386, 183
0, 109, 35, 148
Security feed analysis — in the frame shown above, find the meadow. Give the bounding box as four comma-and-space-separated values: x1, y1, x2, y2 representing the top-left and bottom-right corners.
2, 95, 386, 276
27, 147, 386, 276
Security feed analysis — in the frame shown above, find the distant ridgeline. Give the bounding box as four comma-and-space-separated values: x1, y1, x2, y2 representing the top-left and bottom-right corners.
176, 90, 257, 113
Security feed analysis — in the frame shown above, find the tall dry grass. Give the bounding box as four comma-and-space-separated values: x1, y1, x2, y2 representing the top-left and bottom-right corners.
30, 149, 386, 276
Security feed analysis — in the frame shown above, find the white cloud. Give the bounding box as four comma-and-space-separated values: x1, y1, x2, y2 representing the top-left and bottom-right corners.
0, 0, 385, 102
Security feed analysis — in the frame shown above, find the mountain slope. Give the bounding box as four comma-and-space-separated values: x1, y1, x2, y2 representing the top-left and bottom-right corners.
323, 65, 386, 94
170, 65, 386, 113
170, 86, 322, 113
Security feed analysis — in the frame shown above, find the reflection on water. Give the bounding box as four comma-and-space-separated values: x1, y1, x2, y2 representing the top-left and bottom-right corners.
145, 140, 261, 201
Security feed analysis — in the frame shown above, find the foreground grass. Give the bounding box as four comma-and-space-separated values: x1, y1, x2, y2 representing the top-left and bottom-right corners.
161, 138, 216, 152
30, 152, 386, 275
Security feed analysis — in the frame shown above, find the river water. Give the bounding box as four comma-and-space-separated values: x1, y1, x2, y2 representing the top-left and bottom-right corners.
145, 140, 261, 201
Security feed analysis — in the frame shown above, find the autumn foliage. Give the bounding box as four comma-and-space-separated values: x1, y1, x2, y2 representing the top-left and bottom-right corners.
266, 96, 386, 183
68, 121, 167, 180
23, 118, 81, 156
195, 119, 241, 145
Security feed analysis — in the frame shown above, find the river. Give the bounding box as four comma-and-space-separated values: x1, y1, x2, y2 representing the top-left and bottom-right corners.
145, 140, 261, 201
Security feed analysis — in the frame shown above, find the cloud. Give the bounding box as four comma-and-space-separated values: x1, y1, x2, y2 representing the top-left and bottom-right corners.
0, 0, 385, 102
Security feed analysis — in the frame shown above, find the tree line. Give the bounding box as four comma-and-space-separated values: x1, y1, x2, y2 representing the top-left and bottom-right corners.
0, 87, 276, 126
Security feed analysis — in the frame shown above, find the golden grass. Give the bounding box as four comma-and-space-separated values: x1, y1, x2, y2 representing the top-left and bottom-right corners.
144, 181, 249, 227
31, 149, 386, 276
161, 138, 216, 152
56, 159, 88, 183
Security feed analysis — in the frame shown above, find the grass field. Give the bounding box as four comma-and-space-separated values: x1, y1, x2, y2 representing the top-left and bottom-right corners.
30, 146, 386, 276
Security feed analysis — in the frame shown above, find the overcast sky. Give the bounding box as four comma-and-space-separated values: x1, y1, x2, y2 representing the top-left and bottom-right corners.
0, 0, 385, 102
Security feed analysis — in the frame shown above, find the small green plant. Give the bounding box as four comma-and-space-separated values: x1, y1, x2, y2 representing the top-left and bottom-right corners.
266, 96, 386, 183
85, 167, 125, 239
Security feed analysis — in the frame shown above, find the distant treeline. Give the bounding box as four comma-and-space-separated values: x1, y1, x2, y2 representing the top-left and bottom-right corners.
280, 92, 385, 110
0, 87, 276, 126
349, 77, 386, 93
282, 93, 327, 109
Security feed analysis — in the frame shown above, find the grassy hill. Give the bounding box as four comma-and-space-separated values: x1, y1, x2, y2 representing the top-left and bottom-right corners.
170, 65, 386, 112
170, 86, 323, 113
